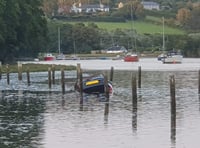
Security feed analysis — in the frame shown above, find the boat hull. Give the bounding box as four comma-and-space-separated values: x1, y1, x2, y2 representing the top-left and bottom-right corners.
162, 55, 183, 64
124, 55, 139, 62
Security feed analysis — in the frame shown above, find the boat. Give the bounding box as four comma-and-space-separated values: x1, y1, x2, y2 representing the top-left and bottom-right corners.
44, 53, 55, 61
75, 74, 113, 95
157, 17, 166, 61
124, 53, 139, 62
162, 51, 183, 64
56, 27, 66, 60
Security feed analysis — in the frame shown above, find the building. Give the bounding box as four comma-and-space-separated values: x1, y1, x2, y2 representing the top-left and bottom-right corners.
141, 1, 160, 10
71, 3, 109, 13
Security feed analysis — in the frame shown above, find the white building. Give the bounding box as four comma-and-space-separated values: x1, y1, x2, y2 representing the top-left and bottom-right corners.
141, 1, 160, 10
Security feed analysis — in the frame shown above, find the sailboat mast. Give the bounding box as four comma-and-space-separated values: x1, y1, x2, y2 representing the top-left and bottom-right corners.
58, 27, 61, 54
162, 17, 165, 51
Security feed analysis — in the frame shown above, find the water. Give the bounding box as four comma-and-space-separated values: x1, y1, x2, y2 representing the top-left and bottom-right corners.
0, 59, 200, 148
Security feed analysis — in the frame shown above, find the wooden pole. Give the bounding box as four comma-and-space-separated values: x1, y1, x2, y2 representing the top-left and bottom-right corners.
18, 61, 22, 81
132, 73, 137, 103
52, 64, 55, 85
77, 63, 81, 80
104, 72, 109, 101
170, 75, 176, 142
138, 66, 141, 88
110, 66, 114, 81
198, 70, 200, 94
61, 68, 65, 94
48, 67, 52, 89
0, 61, 2, 80
79, 68, 83, 104
26, 67, 30, 86
6, 64, 9, 85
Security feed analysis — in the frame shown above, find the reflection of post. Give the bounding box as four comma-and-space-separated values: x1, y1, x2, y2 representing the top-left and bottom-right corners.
132, 73, 137, 131
170, 75, 176, 145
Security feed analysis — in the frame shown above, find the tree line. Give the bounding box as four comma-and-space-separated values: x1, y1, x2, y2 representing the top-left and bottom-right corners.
0, 0, 48, 63
0, 0, 199, 63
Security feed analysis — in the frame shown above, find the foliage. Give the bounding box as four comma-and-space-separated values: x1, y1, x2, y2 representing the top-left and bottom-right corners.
0, 0, 48, 64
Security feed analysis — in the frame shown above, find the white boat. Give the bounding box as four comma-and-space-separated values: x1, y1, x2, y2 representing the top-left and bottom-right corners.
162, 51, 183, 64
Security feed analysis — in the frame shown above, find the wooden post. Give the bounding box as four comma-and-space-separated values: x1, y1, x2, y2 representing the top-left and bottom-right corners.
52, 64, 55, 85
77, 63, 81, 80
170, 75, 176, 143
198, 70, 200, 94
110, 66, 114, 81
6, 64, 9, 85
0, 61, 2, 80
79, 68, 83, 104
48, 67, 52, 89
26, 67, 30, 86
61, 68, 65, 94
132, 73, 137, 103
104, 72, 109, 101
132, 73, 137, 131
138, 66, 141, 88
18, 61, 23, 81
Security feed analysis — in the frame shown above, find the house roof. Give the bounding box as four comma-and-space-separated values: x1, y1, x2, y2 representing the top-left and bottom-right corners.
141, 1, 159, 6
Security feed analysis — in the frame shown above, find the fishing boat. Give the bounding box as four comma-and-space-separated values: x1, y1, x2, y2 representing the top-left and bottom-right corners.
44, 53, 55, 61
75, 74, 113, 95
124, 53, 139, 62
162, 51, 183, 64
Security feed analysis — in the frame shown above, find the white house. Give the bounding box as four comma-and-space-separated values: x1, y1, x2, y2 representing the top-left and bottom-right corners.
71, 3, 109, 13
141, 1, 160, 10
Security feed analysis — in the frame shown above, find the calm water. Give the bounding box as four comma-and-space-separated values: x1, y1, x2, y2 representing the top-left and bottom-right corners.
0, 64, 200, 148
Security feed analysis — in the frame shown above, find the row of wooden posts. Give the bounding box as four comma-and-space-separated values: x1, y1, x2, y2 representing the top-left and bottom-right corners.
0, 62, 200, 98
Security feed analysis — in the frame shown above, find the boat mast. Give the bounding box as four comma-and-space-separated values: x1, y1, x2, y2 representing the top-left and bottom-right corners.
58, 27, 61, 54
162, 17, 165, 52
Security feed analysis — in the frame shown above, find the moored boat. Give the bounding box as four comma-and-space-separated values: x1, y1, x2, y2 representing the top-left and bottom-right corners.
44, 53, 55, 61
162, 51, 183, 64
124, 53, 139, 62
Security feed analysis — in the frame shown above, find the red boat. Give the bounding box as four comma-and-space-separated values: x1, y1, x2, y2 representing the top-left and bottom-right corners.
44, 53, 55, 61
124, 54, 139, 62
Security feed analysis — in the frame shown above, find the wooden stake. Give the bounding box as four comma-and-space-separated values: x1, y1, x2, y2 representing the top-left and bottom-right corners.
48, 67, 52, 89
26, 67, 30, 86
6, 64, 9, 85
110, 66, 114, 81
18, 61, 22, 81
61, 68, 65, 94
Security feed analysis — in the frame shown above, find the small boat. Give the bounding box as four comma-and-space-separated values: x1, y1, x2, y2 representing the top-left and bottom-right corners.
75, 74, 113, 95
162, 51, 183, 64
124, 53, 139, 62
44, 53, 55, 61
56, 53, 66, 60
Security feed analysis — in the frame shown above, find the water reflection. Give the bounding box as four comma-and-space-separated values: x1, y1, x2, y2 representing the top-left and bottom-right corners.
0, 91, 45, 148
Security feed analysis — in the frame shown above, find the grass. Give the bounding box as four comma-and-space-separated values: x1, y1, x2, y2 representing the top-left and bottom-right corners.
0, 64, 76, 73
68, 21, 185, 35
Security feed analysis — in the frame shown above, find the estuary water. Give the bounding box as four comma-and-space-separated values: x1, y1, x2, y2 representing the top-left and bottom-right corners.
0, 58, 200, 148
